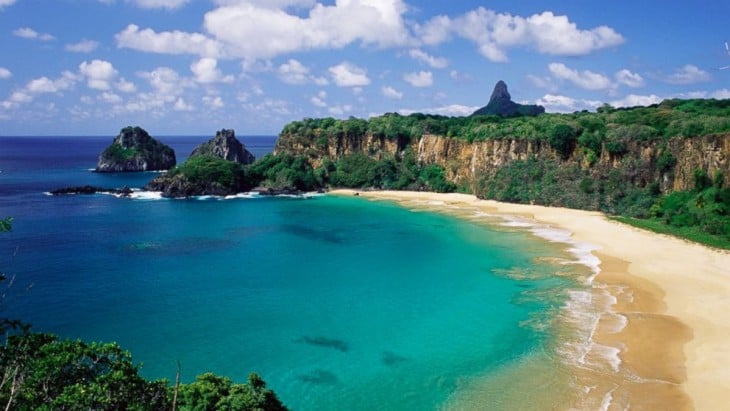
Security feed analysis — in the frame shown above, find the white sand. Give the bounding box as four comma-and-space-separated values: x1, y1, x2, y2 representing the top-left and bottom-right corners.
333, 190, 730, 410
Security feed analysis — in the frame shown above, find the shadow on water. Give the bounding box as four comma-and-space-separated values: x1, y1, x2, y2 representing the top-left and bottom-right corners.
295, 336, 349, 352
381, 351, 408, 366
280, 224, 344, 244
297, 369, 339, 385
119, 237, 236, 256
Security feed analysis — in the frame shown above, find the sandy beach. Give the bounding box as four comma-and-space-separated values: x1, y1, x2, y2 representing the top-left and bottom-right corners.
332, 189, 730, 410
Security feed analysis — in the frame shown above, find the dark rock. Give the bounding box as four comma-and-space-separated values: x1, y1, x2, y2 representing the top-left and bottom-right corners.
471, 81, 545, 117
251, 186, 303, 196
96, 126, 176, 172
145, 172, 238, 198
51, 185, 133, 197
190, 129, 255, 164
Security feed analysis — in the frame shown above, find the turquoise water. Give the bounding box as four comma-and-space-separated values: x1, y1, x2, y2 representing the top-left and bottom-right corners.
0, 137, 580, 409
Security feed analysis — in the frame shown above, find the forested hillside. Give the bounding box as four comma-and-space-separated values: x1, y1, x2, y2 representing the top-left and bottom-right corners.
273, 99, 730, 247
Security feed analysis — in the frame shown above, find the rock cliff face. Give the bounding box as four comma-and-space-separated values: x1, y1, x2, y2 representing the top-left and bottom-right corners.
190, 129, 255, 164
274, 131, 730, 193
96, 126, 176, 172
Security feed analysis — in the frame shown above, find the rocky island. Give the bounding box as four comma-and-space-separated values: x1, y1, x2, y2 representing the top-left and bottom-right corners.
190, 128, 256, 164
96, 126, 176, 172
145, 129, 256, 197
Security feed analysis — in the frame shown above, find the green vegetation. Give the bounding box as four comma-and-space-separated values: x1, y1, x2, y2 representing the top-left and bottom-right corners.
101, 143, 139, 161
641, 171, 730, 247
280, 98, 730, 149
321, 149, 456, 192
169, 155, 252, 191
248, 153, 319, 191
0, 219, 287, 410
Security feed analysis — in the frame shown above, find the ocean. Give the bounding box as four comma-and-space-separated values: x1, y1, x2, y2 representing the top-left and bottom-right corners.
0, 136, 599, 409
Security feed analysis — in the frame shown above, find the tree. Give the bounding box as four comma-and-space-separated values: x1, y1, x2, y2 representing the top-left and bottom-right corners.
548, 124, 577, 159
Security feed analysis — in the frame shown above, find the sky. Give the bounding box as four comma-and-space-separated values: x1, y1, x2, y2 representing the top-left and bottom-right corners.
1, 0, 729, 136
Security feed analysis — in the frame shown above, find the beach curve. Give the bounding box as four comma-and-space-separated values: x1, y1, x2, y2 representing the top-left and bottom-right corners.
332, 189, 730, 410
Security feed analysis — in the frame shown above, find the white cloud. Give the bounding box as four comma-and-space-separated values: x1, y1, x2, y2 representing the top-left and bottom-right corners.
398, 104, 479, 117
403, 71, 433, 87
13, 27, 55, 41
138, 66, 187, 96
132, 0, 190, 9
2, 71, 77, 108
116, 24, 222, 58
79, 60, 119, 90
381, 86, 403, 99
329, 104, 352, 116
203, 0, 410, 59
116, 78, 137, 93
310, 96, 327, 107
0, 67, 11, 79
26, 72, 76, 94
711, 89, 730, 99
419, 8, 623, 62
527, 74, 555, 90
610, 94, 662, 108
27, 77, 62, 93
408, 49, 448, 69
190, 57, 233, 83
310, 90, 328, 107
10, 91, 32, 103
615, 69, 644, 88
535, 94, 602, 113
66, 39, 100, 53
0, 0, 17, 10
277, 59, 311, 85
174, 97, 194, 111
202, 95, 224, 109
665, 65, 711, 85
414, 15, 452, 46
329, 62, 370, 87
100, 92, 122, 104
548, 63, 612, 90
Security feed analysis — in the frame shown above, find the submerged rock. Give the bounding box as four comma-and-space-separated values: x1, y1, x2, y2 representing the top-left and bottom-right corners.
96, 126, 176, 172
190, 129, 255, 164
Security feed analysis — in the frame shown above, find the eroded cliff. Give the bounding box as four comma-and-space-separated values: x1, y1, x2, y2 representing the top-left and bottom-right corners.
275, 131, 730, 194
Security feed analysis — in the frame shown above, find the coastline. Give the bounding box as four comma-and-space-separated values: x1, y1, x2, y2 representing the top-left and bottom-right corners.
331, 189, 730, 410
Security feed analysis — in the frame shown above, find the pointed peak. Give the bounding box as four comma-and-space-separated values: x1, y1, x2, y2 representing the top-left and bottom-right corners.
489, 80, 511, 103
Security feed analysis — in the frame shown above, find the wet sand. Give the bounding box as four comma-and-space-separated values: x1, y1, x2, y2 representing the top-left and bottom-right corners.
333, 190, 730, 410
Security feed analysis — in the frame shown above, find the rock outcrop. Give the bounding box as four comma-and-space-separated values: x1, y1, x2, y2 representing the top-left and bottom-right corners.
96, 126, 176, 172
145, 128, 256, 197
189, 129, 255, 164
50, 185, 133, 197
471, 81, 545, 117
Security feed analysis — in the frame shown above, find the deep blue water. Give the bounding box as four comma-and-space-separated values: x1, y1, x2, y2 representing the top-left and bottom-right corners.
0, 136, 575, 410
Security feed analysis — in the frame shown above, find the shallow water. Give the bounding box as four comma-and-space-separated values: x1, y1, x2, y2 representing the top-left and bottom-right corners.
0, 136, 599, 409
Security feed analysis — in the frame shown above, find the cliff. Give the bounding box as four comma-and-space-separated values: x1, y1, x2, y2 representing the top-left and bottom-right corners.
96, 126, 176, 172
274, 129, 730, 195
190, 129, 255, 164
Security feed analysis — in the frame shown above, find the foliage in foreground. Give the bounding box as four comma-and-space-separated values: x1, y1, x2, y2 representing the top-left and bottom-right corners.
0, 332, 287, 410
